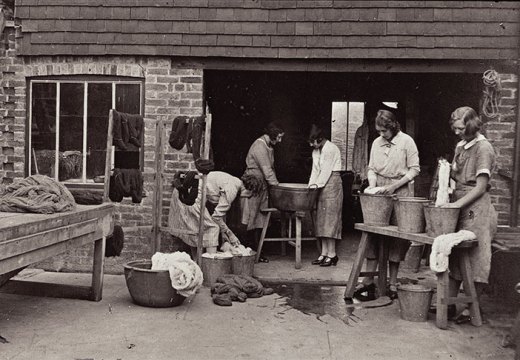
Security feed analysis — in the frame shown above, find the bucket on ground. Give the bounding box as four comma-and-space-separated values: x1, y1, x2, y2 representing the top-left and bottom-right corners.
231, 251, 257, 277
201, 253, 233, 287
397, 284, 433, 322
402, 241, 425, 273
396, 197, 430, 233
423, 205, 460, 237
359, 193, 395, 226
123, 260, 186, 308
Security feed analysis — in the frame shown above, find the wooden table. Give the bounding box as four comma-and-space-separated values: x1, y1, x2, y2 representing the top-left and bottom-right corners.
0, 204, 114, 301
345, 223, 481, 329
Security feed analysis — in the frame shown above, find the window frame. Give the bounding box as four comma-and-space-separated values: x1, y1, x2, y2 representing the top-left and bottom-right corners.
26, 76, 144, 187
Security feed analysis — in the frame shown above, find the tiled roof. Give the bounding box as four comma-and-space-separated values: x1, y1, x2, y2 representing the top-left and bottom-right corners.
14, 0, 520, 59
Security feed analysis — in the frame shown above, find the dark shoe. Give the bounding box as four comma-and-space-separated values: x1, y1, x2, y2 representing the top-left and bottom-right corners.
353, 283, 376, 301
387, 285, 398, 300
312, 255, 326, 265
258, 255, 269, 263
320, 255, 339, 267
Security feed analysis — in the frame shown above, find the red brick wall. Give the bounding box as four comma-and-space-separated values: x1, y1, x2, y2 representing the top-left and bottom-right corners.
488, 73, 518, 225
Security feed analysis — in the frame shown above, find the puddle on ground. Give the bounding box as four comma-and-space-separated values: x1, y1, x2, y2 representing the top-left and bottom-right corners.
270, 279, 422, 325
271, 283, 392, 326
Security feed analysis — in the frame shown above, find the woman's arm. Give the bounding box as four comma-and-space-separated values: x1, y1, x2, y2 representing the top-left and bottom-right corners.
442, 174, 489, 208
252, 143, 279, 186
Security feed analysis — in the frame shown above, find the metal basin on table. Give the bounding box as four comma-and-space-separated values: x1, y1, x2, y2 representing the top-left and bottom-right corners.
269, 183, 319, 212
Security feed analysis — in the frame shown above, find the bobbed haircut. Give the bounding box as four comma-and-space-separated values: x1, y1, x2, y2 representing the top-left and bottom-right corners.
264, 122, 284, 141
375, 109, 400, 136
308, 124, 325, 143
450, 106, 482, 137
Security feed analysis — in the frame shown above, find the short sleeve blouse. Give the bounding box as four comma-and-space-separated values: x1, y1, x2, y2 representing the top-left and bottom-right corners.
452, 136, 495, 186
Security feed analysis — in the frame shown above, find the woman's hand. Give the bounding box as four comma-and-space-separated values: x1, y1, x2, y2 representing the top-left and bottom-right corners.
439, 202, 461, 208
377, 184, 397, 195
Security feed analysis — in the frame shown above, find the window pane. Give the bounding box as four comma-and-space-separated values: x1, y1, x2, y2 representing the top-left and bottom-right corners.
59, 83, 84, 181
87, 83, 112, 180
116, 83, 140, 114
115, 83, 141, 169
31, 83, 57, 178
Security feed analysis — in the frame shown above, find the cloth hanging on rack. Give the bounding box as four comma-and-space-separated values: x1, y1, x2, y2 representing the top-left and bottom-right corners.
112, 110, 143, 151
169, 116, 190, 150
109, 168, 143, 203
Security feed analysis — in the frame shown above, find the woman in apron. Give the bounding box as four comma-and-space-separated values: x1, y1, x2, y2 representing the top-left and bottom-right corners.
241, 122, 284, 262
441, 106, 497, 322
353, 109, 420, 301
308, 125, 343, 267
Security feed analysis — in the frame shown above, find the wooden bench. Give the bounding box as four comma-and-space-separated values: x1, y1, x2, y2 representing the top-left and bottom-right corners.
345, 223, 480, 329
0, 204, 114, 301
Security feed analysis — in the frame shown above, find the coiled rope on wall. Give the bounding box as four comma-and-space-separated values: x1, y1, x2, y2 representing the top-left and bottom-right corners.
482, 69, 501, 118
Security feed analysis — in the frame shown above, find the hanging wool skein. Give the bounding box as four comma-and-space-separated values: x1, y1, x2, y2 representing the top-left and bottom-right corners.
482, 69, 501, 119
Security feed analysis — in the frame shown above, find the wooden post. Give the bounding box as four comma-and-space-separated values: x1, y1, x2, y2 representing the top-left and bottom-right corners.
196, 109, 212, 265
103, 109, 114, 203
152, 119, 165, 254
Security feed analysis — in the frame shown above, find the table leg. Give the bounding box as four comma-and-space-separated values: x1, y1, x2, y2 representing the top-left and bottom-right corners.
295, 215, 302, 269
280, 213, 287, 256
436, 270, 450, 330
91, 236, 106, 301
255, 211, 272, 263
377, 236, 388, 298
344, 232, 370, 299
459, 251, 482, 327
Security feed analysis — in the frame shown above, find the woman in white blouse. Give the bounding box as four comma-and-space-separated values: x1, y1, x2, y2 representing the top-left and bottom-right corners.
307, 125, 343, 267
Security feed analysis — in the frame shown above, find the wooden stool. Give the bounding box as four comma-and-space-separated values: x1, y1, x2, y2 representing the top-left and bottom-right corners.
256, 208, 316, 269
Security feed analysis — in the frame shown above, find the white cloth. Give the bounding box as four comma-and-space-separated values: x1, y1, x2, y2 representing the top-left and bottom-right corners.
220, 242, 254, 256
429, 230, 476, 273
435, 159, 451, 207
308, 140, 342, 188
151, 252, 203, 297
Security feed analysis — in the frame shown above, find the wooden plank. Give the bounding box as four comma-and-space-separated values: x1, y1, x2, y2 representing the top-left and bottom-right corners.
0, 219, 98, 258
261, 237, 316, 242
152, 119, 165, 253
344, 231, 370, 299
196, 109, 212, 265
0, 230, 103, 275
459, 251, 482, 326
0, 280, 93, 301
436, 271, 450, 330
295, 215, 302, 269
255, 211, 272, 263
91, 237, 105, 301
103, 109, 114, 203
0, 204, 113, 242
377, 236, 388, 298
354, 223, 477, 247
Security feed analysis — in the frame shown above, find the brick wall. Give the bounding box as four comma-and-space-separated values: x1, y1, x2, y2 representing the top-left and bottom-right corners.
488, 73, 518, 225
0, 26, 203, 274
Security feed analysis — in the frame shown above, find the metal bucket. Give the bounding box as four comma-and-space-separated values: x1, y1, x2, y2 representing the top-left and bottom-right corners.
359, 193, 395, 226
231, 251, 257, 277
123, 260, 186, 308
201, 253, 233, 287
396, 197, 430, 233
423, 205, 460, 237
397, 284, 433, 322
269, 183, 319, 212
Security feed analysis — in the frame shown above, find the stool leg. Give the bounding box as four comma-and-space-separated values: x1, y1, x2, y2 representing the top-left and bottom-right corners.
255, 212, 272, 263
344, 232, 370, 299
295, 216, 302, 269
436, 271, 450, 330
280, 213, 287, 256
460, 251, 482, 327
377, 237, 388, 298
